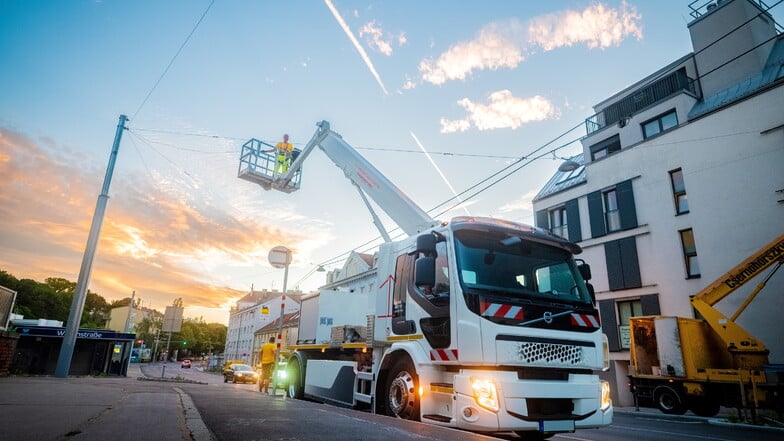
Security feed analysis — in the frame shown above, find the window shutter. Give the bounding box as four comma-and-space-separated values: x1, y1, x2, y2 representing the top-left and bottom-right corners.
604, 241, 624, 291
535, 209, 549, 230
599, 299, 621, 352
619, 237, 642, 288
640, 294, 661, 315
565, 198, 582, 242
616, 179, 638, 230
587, 190, 606, 238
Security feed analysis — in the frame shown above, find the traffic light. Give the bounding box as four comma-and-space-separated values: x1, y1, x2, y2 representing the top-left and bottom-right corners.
137, 339, 143, 345
183, 340, 187, 346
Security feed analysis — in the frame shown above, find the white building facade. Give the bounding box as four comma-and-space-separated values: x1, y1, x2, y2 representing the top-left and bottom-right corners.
532, 0, 783, 406
224, 290, 303, 364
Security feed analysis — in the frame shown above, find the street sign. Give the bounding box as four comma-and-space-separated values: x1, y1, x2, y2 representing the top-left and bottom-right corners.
268, 246, 292, 269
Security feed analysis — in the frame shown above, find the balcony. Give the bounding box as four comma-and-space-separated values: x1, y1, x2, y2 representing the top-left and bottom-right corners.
585, 68, 699, 134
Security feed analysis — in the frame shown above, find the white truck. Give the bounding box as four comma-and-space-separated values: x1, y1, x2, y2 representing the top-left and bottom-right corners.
238, 121, 612, 440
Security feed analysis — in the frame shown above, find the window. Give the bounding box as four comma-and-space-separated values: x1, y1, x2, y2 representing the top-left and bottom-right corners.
588, 180, 637, 238
603, 189, 621, 233
679, 229, 701, 278
590, 134, 621, 161
617, 300, 643, 350
669, 168, 689, 214
534, 199, 581, 242
549, 206, 568, 239
642, 109, 678, 138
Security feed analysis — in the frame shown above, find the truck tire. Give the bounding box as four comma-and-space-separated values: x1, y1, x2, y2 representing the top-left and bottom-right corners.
384, 358, 420, 421
688, 398, 721, 417
288, 359, 304, 399
654, 385, 687, 415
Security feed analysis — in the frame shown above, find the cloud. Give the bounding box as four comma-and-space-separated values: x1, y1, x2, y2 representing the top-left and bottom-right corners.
419, 21, 525, 85
440, 90, 560, 133
419, 2, 642, 86
496, 190, 539, 214
528, 1, 643, 51
359, 20, 406, 56
0, 125, 325, 323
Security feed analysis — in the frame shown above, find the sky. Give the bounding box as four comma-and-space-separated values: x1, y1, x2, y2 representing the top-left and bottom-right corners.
2, 1, 779, 325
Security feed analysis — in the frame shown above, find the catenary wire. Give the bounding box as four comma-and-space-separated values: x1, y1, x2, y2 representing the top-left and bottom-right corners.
131, 0, 215, 120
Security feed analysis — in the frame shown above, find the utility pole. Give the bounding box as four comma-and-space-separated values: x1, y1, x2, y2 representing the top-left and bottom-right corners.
55, 115, 128, 378
268, 246, 292, 397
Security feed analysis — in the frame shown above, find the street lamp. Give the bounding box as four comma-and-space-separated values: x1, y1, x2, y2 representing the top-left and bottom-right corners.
268, 246, 292, 397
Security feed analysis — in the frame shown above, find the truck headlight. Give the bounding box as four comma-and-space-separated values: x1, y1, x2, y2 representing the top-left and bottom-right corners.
601, 380, 612, 411
471, 378, 499, 412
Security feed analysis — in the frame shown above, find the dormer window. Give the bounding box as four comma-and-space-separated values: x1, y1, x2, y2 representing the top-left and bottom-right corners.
642, 109, 678, 138
590, 134, 621, 161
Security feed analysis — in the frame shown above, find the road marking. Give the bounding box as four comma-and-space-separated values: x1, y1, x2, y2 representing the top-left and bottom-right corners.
611, 424, 736, 441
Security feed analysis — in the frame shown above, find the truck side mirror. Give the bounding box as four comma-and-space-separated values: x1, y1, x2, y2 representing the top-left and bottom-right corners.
415, 256, 436, 287
416, 233, 437, 255
577, 261, 592, 281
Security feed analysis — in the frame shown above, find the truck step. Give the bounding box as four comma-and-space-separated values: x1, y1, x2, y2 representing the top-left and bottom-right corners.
423, 414, 452, 423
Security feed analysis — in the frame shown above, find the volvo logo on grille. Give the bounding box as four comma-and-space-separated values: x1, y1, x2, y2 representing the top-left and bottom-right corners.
543, 311, 553, 324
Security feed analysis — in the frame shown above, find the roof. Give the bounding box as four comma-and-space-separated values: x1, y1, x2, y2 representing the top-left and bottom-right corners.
532, 153, 587, 202
256, 310, 301, 333
689, 36, 784, 119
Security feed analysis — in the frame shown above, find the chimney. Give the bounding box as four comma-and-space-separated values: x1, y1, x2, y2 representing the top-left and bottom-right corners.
688, 0, 778, 97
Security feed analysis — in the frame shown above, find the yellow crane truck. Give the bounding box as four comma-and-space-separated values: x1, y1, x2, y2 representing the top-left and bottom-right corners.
627, 233, 784, 418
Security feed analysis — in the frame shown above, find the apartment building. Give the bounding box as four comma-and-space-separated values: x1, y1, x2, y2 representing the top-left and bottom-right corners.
532, 0, 783, 406
224, 289, 304, 364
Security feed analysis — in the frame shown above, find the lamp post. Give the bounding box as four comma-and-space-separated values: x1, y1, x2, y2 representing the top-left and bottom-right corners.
268, 246, 292, 397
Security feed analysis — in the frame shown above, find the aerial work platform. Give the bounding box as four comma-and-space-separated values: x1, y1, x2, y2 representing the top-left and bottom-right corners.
237, 138, 301, 193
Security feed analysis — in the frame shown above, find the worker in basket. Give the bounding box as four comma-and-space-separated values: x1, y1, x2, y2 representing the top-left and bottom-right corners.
272, 134, 294, 174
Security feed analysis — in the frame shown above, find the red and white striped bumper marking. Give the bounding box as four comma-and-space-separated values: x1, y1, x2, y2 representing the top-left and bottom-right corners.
480, 301, 523, 320
570, 313, 600, 328
430, 349, 458, 361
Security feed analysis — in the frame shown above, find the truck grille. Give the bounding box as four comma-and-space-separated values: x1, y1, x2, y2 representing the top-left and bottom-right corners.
519, 341, 582, 365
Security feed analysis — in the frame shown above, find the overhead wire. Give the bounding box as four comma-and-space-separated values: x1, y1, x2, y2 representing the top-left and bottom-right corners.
131, 0, 216, 120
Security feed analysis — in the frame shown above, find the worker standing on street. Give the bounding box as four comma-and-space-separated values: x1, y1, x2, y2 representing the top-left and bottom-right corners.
259, 336, 276, 394
274, 134, 294, 174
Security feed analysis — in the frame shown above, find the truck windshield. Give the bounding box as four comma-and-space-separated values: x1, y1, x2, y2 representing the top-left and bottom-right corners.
454, 229, 592, 305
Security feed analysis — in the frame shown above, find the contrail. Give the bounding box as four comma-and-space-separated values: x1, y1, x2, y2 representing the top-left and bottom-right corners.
410, 131, 471, 216
324, 0, 389, 95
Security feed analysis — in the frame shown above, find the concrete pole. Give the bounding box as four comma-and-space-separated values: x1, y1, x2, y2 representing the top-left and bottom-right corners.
55, 115, 128, 378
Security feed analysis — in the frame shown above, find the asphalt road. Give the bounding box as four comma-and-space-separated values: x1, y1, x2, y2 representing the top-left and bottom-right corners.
140, 362, 784, 441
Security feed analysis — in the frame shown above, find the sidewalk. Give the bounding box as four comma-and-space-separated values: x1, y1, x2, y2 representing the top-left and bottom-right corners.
0, 364, 189, 441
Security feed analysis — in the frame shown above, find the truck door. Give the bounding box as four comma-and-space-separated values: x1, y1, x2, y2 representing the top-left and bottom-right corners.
391, 242, 451, 348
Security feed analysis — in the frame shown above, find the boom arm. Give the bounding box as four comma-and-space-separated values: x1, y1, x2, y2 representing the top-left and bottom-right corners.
689, 233, 784, 359
277, 120, 439, 238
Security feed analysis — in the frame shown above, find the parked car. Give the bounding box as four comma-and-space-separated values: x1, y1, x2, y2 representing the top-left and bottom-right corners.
181, 359, 192, 368
224, 363, 258, 384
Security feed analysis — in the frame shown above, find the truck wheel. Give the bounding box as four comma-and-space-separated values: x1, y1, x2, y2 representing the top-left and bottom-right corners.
384, 358, 420, 421
689, 398, 721, 417
288, 359, 304, 399
654, 385, 687, 415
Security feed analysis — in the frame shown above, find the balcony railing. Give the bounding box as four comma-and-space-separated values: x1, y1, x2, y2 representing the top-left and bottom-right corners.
585, 68, 698, 135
